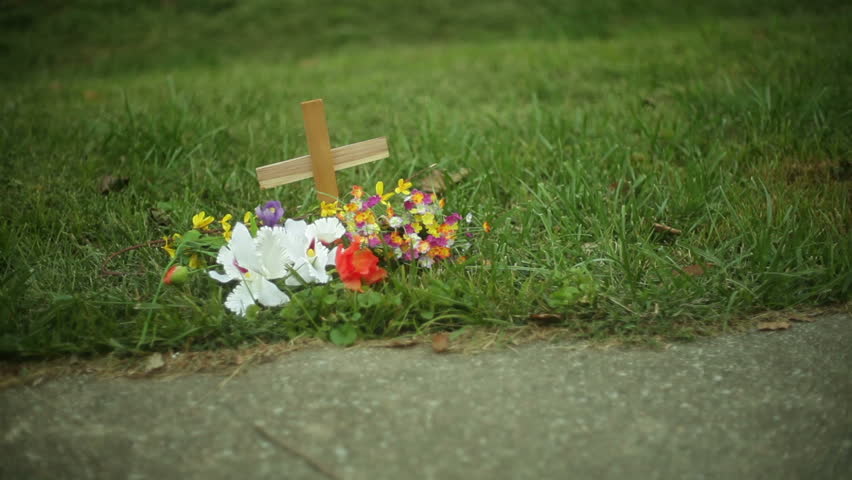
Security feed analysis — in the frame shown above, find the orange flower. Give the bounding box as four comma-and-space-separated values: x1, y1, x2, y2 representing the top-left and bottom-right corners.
335, 242, 387, 291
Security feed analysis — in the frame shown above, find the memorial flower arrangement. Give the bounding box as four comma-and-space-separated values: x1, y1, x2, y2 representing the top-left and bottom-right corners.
158, 179, 488, 316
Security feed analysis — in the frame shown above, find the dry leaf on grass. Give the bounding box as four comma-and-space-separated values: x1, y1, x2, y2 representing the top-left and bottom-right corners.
418, 168, 471, 194
788, 315, 815, 323
448, 168, 471, 183
431, 332, 450, 353
148, 207, 171, 226
99, 175, 130, 194
675, 263, 714, 276
653, 223, 682, 235
419, 170, 446, 193
757, 321, 792, 331
142, 353, 165, 373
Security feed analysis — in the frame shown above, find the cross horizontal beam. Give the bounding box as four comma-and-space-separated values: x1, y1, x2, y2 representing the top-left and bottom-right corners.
256, 136, 389, 190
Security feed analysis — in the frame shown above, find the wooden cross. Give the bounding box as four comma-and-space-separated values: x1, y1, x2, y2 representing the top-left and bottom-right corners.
255, 99, 390, 204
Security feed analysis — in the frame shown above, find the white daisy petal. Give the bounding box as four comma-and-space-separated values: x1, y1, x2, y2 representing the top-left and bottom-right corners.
284, 218, 308, 240
213, 244, 242, 280
255, 226, 290, 279
224, 283, 255, 316
307, 217, 346, 244
284, 260, 311, 286
326, 245, 339, 267
209, 270, 232, 283
229, 223, 260, 273
254, 278, 290, 307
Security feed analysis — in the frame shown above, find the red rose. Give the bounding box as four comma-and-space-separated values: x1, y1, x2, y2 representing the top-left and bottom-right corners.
336, 242, 387, 291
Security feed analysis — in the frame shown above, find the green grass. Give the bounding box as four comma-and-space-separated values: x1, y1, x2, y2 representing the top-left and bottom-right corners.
1, 1, 850, 356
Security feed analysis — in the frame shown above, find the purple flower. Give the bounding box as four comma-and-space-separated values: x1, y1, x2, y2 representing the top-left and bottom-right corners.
363, 196, 381, 208
426, 235, 449, 247
404, 201, 415, 211
367, 236, 382, 248
445, 213, 462, 225
404, 224, 416, 235
255, 200, 285, 227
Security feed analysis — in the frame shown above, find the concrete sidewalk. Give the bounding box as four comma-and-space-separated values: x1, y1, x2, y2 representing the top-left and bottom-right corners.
2, 314, 850, 480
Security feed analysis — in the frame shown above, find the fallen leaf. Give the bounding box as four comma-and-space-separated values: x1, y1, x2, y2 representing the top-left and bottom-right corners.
143, 353, 165, 373
419, 168, 470, 194
148, 207, 171, 226
788, 315, 815, 323
675, 263, 714, 276
581, 242, 598, 255
419, 170, 446, 193
99, 175, 130, 194
448, 168, 471, 183
757, 321, 791, 331
653, 223, 682, 235
529, 313, 563, 323
431, 332, 450, 353
608, 181, 631, 194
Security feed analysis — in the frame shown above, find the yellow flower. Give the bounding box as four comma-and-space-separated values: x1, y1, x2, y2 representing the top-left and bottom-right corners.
351, 185, 364, 199
192, 211, 214, 230
189, 254, 205, 269
320, 201, 339, 217
220, 214, 234, 241
375, 181, 395, 204
483, 221, 492, 233
395, 178, 412, 195
162, 233, 181, 258
243, 211, 253, 224
421, 213, 436, 226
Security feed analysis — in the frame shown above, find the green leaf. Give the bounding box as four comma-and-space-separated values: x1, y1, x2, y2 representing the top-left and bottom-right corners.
181, 229, 202, 243
357, 290, 382, 308
245, 304, 260, 321
329, 323, 357, 346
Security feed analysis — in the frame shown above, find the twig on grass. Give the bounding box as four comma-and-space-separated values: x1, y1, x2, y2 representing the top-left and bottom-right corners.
100, 228, 225, 277
100, 239, 165, 277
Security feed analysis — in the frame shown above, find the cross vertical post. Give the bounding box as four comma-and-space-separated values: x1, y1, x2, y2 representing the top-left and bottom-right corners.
255, 99, 390, 203
301, 99, 338, 204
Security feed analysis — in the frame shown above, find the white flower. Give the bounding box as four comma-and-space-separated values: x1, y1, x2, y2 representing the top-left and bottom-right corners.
306, 217, 344, 267
209, 223, 290, 316
281, 219, 333, 285
306, 217, 345, 245
389, 216, 404, 228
